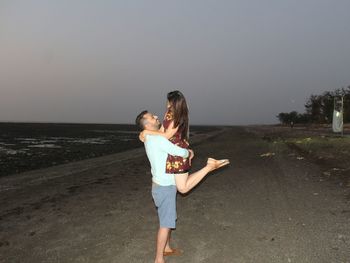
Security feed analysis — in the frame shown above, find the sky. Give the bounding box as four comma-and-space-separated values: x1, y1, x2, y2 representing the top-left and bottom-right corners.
1, 0, 350, 125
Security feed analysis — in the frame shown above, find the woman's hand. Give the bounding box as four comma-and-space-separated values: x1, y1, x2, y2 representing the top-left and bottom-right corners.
139, 131, 146, 142
189, 149, 194, 166
139, 130, 152, 142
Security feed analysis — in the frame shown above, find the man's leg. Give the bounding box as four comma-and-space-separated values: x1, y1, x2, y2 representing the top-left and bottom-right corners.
153, 185, 177, 262
163, 230, 182, 256
175, 158, 229, 194
155, 227, 169, 263
164, 229, 172, 252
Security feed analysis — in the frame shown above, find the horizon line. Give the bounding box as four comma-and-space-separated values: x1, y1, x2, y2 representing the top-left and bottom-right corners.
0, 120, 278, 126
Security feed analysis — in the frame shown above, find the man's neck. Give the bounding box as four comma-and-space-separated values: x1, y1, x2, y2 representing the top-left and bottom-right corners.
146, 127, 160, 132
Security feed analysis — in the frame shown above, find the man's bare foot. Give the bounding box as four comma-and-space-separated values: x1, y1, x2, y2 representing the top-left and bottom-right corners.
163, 248, 182, 256
154, 257, 165, 263
207, 158, 230, 172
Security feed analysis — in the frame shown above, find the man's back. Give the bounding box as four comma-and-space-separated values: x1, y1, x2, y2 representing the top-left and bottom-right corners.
144, 135, 188, 186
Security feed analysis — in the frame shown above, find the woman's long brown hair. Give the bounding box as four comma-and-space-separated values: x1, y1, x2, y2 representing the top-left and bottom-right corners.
167, 90, 189, 141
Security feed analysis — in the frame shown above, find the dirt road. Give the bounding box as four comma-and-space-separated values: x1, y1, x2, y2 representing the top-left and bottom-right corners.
1, 127, 349, 262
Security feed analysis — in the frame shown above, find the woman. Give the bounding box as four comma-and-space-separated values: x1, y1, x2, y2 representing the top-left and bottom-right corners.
140, 90, 229, 194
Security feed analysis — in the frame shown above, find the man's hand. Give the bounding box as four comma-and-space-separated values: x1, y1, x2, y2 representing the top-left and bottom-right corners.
139, 131, 146, 142
189, 149, 194, 166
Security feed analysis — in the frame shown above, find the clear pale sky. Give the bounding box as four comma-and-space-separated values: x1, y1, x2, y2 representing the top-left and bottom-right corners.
1, 0, 349, 125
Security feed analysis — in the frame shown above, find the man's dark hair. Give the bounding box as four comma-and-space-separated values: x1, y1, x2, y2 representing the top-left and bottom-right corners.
135, 110, 148, 130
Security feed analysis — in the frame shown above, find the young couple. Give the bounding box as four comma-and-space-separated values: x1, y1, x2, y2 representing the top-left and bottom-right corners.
135, 91, 229, 263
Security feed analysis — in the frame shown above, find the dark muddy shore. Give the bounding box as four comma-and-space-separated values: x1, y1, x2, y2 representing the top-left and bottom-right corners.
1, 126, 349, 262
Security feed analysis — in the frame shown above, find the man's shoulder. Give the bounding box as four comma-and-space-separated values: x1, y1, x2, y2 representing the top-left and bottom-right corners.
145, 135, 169, 151
145, 135, 167, 144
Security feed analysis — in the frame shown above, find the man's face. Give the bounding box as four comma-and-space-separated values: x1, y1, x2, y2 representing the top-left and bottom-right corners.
143, 113, 161, 130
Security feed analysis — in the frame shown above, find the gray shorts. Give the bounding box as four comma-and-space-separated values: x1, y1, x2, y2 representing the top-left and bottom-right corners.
152, 184, 177, 229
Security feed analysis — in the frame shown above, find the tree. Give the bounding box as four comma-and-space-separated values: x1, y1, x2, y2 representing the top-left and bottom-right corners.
277, 112, 289, 124
341, 86, 350, 122
320, 91, 334, 123
305, 94, 323, 123
276, 111, 310, 125
278, 85, 350, 125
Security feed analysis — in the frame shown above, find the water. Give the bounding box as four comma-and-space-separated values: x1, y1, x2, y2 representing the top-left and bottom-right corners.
0, 122, 218, 176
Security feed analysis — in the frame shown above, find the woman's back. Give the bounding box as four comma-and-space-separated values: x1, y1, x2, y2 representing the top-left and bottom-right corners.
162, 108, 190, 174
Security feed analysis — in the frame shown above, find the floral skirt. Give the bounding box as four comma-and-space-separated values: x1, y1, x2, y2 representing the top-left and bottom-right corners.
166, 139, 191, 174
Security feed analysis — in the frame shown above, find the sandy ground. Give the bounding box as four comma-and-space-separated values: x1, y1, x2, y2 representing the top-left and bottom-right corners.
1, 127, 350, 263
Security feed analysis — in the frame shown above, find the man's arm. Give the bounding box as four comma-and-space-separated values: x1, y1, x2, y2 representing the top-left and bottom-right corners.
157, 136, 189, 158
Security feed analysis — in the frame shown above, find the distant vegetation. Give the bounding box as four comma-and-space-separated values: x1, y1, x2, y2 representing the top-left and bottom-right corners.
277, 86, 350, 125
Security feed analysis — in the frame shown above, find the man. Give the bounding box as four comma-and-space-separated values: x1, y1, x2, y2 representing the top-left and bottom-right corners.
135, 110, 228, 263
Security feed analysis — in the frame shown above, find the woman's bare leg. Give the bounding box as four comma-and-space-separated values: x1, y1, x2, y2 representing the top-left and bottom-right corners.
175, 158, 229, 194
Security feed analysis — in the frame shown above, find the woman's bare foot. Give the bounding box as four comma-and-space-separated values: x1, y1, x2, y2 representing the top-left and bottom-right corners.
207, 158, 230, 172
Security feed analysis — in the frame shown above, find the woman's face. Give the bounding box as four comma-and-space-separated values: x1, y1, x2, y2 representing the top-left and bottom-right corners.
167, 100, 171, 108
